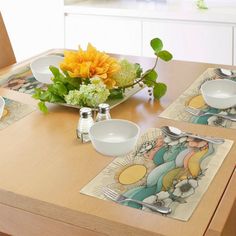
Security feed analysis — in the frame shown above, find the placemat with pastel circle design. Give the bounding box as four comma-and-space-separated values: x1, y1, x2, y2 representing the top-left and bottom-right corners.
0, 97, 35, 130
80, 128, 233, 221
159, 68, 236, 129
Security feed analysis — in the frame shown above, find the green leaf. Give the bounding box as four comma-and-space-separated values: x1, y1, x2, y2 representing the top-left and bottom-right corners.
49, 66, 60, 77
39, 90, 52, 101
47, 84, 55, 93
108, 88, 124, 99
32, 88, 53, 102
32, 88, 42, 99
153, 82, 167, 99
83, 78, 91, 85
49, 94, 65, 103
66, 76, 81, 89
144, 78, 157, 87
38, 101, 48, 113
46, 82, 67, 98
134, 63, 143, 78
66, 83, 77, 91
150, 38, 163, 53
143, 69, 158, 87
53, 82, 68, 96
158, 50, 173, 62
143, 69, 157, 80
50, 66, 69, 86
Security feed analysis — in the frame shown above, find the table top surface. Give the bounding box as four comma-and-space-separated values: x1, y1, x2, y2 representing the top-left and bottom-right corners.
0, 50, 235, 236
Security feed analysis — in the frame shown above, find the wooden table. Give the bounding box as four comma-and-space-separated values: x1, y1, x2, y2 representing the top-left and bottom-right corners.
0, 50, 235, 236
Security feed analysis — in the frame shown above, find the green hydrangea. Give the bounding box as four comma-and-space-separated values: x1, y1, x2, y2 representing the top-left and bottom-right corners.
64, 90, 82, 106
112, 59, 138, 87
64, 79, 110, 107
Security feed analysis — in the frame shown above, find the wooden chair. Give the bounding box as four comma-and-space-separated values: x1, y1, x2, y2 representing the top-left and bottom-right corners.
0, 12, 16, 69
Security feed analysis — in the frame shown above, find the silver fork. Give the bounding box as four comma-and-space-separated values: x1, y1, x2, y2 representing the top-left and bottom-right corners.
102, 187, 172, 215
185, 106, 236, 122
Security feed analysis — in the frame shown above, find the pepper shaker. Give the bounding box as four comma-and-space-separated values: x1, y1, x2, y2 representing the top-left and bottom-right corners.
95, 103, 111, 122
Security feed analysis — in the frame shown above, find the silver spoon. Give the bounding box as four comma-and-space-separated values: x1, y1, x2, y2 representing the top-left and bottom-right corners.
161, 126, 224, 145
215, 68, 236, 78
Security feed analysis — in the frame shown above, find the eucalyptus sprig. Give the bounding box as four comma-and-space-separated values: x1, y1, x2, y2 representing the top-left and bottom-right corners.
120, 38, 173, 99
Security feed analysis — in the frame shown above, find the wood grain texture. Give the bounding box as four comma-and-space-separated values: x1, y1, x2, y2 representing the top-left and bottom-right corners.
205, 170, 236, 236
0, 50, 235, 236
0, 12, 16, 69
0, 202, 105, 236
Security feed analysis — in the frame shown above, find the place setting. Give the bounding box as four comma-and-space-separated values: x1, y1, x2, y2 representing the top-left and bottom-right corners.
159, 68, 236, 129
80, 116, 233, 221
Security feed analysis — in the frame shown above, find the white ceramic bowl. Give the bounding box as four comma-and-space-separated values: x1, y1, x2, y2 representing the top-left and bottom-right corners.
30, 55, 63, 84
89, 119, 140, 156
0, 96, 5, 119
200, 79, 236, 109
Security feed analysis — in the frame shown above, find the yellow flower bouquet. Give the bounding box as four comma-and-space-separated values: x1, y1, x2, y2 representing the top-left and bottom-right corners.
33, 38, 172, 112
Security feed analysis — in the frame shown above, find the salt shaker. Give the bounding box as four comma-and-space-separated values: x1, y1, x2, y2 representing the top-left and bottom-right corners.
95, 103, 111, 122
77, 107, 94, 143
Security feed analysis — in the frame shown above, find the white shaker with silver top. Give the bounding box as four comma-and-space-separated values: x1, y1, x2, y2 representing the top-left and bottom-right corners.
77, 107, 94, 143
95, 103, 111, 122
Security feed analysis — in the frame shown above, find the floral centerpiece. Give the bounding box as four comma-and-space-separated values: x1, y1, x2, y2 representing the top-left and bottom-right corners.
33, 38, 172, 112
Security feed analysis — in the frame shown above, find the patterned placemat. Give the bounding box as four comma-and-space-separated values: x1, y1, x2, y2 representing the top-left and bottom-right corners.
0, 97, 35, 130
0, 53, 63, 95
159, 68, 236, 129
80, 128, 233, 221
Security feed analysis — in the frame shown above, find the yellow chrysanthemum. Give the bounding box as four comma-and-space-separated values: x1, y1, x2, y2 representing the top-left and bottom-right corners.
60, 43, 120, 89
